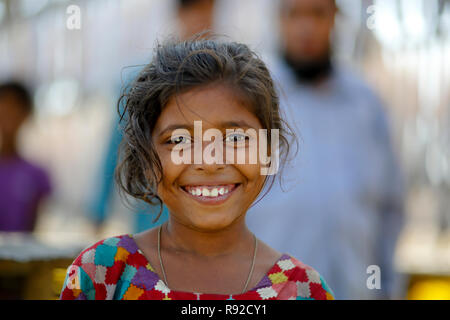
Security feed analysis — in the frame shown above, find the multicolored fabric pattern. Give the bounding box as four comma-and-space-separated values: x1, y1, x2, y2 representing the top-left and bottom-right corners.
60, 234, 335, 300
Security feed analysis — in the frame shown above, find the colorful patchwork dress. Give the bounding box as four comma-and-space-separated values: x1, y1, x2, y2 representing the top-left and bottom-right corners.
60, 234, 335, 300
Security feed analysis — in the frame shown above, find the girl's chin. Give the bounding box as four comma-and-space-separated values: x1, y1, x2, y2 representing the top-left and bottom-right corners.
184, 213, 242, 232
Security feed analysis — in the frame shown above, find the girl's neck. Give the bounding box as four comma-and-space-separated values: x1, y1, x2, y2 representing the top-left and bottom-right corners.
162, 216, 254, 259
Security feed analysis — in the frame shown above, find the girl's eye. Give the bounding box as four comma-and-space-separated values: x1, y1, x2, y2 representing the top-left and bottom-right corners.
225, 133, 249, 144
168, 135, 191, 145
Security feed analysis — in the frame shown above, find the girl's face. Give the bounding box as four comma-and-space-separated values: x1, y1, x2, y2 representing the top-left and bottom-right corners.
152, 84, 267, 232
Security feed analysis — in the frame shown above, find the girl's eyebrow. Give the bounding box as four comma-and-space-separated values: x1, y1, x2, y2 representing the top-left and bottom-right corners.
157, 124, 193, 137
157, 120, 255, 137
221, 120, 253, 128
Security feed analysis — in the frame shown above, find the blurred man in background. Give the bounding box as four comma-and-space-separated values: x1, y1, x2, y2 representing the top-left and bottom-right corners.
90, 0, 216, 234
0, 82, 52, 232
247, 0, 405, 299
177, 0, 216, 39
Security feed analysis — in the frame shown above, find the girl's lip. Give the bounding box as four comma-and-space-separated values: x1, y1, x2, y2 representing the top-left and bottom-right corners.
180, 183, 241, 205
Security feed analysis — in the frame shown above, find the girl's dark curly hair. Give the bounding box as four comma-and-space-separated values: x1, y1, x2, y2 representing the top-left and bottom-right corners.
115, 38, 296, 223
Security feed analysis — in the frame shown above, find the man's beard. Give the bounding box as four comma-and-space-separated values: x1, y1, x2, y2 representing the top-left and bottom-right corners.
282, 50, 333, 84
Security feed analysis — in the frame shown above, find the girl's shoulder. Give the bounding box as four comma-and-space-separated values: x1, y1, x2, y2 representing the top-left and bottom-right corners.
255, 238, 334, 300
60, 234, 148, 300
72, 234, 142, 267
282, 254, 335, 300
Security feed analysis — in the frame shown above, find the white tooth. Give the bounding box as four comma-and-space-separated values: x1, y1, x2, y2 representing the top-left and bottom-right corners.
202, 188, 210, 197
218, 187, 224, 195
190, 189, 196, 196
210, 188, 219, 197
224, 188, 229, 194
196, 188, 202, 196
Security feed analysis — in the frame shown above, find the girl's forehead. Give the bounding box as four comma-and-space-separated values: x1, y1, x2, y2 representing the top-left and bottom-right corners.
154, 84, 262, 134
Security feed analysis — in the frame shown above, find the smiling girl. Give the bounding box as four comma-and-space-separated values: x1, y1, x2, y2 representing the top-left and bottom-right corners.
60, 39, 334, 300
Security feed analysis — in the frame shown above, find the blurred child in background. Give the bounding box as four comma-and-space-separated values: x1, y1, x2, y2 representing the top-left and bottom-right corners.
0, 82, 52, 232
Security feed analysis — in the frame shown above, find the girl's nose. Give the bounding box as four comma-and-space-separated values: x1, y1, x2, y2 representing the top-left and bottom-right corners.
192, 161, 226, 173
191, 139, 226, 172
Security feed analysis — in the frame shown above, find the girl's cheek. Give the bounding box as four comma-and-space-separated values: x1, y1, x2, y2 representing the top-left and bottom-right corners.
158, 148, 188, 188
155, 146, 174, 171
234, 162, 264, 188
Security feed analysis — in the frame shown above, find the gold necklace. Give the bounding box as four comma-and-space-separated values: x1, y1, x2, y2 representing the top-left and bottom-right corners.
157, 224, 258, 294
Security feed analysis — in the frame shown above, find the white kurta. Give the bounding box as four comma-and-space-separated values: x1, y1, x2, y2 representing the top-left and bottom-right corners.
246, 58, 405, 299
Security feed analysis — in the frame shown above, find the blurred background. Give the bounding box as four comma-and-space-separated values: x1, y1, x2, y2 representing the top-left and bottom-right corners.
0, 0, 449, 299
